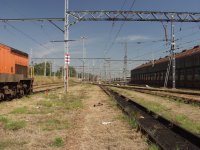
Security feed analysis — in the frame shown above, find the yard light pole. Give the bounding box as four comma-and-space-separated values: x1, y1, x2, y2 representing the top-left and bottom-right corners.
81, 36, 87, 81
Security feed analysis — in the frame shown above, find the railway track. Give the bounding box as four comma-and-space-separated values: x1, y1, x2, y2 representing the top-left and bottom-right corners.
33, 82, 64, 93
100, 85, 200, 150
108, 84, 200, 105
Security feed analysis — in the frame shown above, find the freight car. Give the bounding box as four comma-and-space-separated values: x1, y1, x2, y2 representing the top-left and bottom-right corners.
0, 43, 33, 100
131, 45, 200, 88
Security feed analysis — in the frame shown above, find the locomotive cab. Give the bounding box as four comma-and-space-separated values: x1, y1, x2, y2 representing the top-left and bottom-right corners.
0, 43, 33, 100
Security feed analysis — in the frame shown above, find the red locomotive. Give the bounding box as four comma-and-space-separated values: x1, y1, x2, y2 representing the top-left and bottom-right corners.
131, 45, 200, 88
0, 43, 33, 100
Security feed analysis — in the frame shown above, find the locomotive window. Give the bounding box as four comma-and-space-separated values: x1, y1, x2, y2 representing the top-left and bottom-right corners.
186, 69, 193, 81
194, 68, 200, 80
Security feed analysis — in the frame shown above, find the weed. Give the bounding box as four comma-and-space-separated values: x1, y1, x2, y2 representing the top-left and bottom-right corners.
37, 100, 53, 107
149, 144, 160, 150
0, 116, 26, 131
174, 115, 200, 134
0, 140, 27, 149
4, 121, 26, 131
38, 118, 70, 131
51, 137, 64, 147
0, 116, 8, 123
11, 107, 28, 114
116, 115, 137, 128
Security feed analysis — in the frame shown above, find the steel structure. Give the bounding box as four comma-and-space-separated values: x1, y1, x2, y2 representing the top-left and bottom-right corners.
66, 11, 200, 25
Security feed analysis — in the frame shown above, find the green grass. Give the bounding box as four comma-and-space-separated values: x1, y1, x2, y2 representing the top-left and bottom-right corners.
0, 140, 27, 150
174, 115, 200, 134
149, 144, 160, 150
38, 118, 70, 131
11, 107, 28, 114
0, 116, 26, 131
116, 115, 137, 128
37, 100, 53, 107
50, 137, 64, 147
38, 92, 83, 111
0, 116, 9, 124
4, 121, 26, 131
107, 97, 118, 108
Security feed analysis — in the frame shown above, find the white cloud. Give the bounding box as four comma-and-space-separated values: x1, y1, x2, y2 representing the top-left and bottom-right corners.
32, 42, 63, 58
117, 35, 151, 42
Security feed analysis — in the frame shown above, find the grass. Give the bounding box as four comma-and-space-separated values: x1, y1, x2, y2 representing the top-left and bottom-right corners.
0, 116, 26, 131
50, 137, 64, 147
0, 140, 27, 150
116, 115, 138, 129
38, 118, 70, 131
107, 97, 118, 109
149, 144, 160, 150
0, 116, 9, 124
33, 75, 62, 85
38, 92, 83, 111
174, 114, 200, 133
4, 121, 26, 131
11, 107, 28, 114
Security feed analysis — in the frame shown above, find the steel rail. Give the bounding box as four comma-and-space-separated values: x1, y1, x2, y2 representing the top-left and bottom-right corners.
114, 85, 200, 105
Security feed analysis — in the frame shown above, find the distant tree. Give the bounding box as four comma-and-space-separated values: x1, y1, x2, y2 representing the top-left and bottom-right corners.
55, 66, 77, 78
34, 62, 51, 76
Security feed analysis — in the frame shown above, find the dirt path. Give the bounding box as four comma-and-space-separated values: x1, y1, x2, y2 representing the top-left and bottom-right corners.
0, 83, 148, 150
66, 84, 148, 150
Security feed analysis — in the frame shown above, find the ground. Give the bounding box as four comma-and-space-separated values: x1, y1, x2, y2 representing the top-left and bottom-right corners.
0, 83, 148, 150
66, 84, 148, 150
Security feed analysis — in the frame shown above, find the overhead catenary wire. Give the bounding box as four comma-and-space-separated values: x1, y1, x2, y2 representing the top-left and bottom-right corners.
104, 0, 137, 57
103, 0, 128, 55
5, 22, 49, 50
130, 24, 200, 60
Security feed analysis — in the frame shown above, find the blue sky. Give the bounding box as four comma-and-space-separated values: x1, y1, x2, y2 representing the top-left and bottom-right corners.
0, 0, 200, 77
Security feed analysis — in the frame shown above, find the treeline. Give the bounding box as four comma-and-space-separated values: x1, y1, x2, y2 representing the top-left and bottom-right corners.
33, 62, 76, 78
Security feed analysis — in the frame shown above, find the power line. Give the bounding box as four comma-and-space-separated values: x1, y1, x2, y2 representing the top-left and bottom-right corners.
104, 0, 137, 56
5, 22, 49, 50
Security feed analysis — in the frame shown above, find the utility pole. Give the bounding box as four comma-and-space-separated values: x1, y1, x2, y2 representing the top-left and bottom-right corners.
108, 60, 111, 83
64, 0, 69, 92
164, 15, 176, 89
123, 42, 128, 84
50, 61, 52, 77
44, 59, 47, 77
171, 15, 176, 89
53, 60, 55, 81
104, 60, 107, 82
92, 59, 95, 82
81, 37, 86, 81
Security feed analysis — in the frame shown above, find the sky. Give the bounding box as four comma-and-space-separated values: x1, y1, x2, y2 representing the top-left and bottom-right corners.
0, 0, 200, 78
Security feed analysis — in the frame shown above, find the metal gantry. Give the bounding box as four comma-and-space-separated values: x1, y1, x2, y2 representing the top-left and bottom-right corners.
66, 11, 200, 25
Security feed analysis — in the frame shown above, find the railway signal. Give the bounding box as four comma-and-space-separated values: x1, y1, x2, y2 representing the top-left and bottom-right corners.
65, 53, 70, 64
